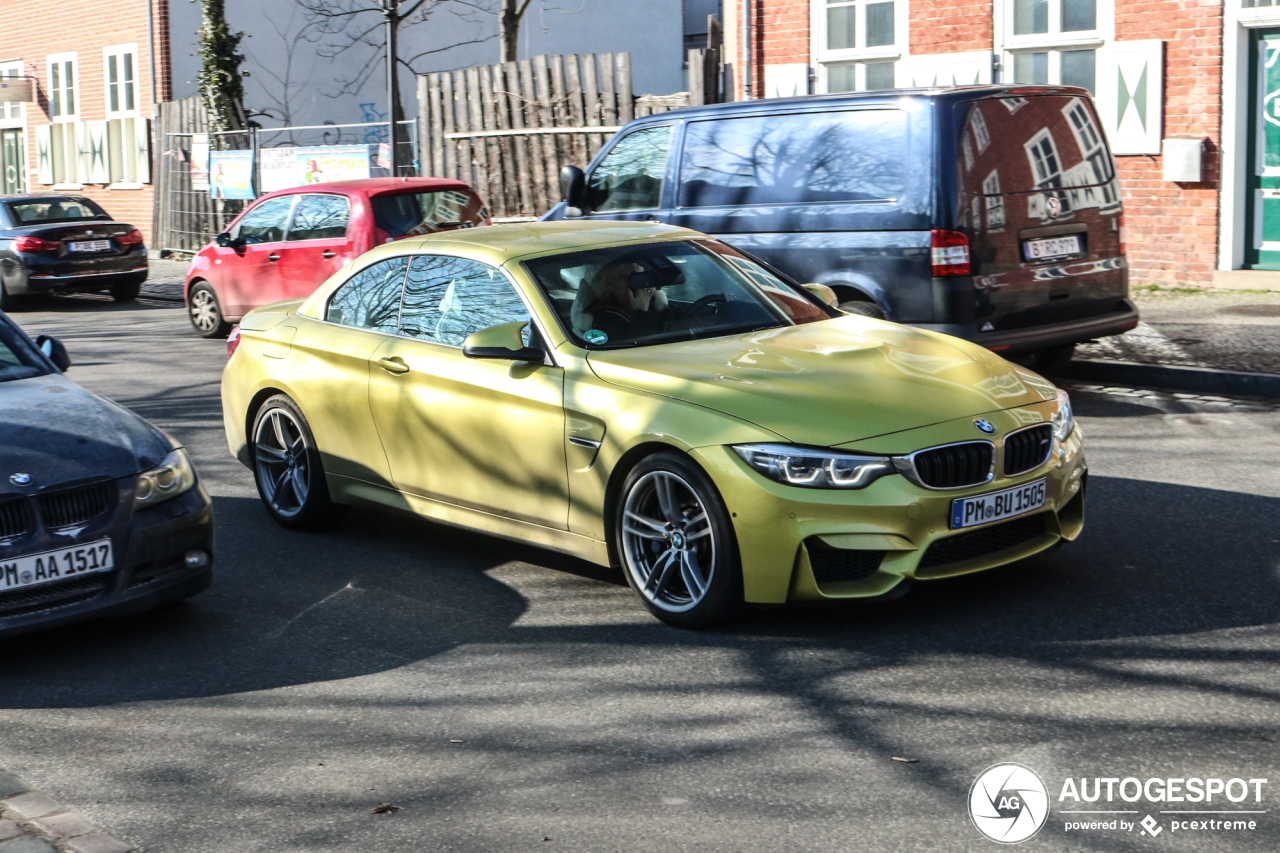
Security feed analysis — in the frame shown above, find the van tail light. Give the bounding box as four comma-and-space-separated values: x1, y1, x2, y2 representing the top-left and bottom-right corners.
1117, 213, 1127, 256
13, 236, 60, 252
227, 326, 241, 358
931, 230, 971, 276
116, 229, 145, 245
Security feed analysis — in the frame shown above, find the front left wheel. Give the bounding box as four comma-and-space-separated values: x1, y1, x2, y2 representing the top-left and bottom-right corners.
616, 452, 745, 628
252, 395, 347, 530
188, 282, 231, 338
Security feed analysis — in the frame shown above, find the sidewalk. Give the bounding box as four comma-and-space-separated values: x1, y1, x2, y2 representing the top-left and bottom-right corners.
140, 259, 188, 303
1075, 286, 1280, 376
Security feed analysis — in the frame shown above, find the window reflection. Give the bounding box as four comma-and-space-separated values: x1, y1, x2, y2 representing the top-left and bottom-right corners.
326, 257, 409, 333
586, 126, 673, 212
399, 255, 531, 347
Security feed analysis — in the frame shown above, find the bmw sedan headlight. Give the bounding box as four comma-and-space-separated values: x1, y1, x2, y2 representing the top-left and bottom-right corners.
135, 449, 197, 508
733, 443, 896, 489
1051, 388, 1075, 441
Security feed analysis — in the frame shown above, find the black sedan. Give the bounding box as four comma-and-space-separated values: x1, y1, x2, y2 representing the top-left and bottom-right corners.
0, 311, 212, 638
0, 195, 149, 310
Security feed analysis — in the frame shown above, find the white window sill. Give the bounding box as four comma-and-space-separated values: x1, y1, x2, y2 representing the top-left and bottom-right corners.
816, 48, 903, 63
51, 182, 83, 190
1004, 35, 1106, 51
49, 117, 80, 124
108, 181, 143, 190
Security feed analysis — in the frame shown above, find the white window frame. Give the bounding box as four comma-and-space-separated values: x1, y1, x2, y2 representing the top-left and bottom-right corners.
810, 0, 909, 93
103, 43, 139, 119
0, 60, 25, 127
45, 52, 78, 122
994, 0, 1114, 90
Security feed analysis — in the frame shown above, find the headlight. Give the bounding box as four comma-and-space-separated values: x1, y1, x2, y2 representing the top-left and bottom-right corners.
1052, 388, 1075, 441
135, 449, 197, 508
733, 443, 896, 489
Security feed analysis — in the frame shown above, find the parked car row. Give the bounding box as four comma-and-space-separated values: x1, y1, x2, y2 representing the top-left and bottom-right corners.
1, 84, 1115, 634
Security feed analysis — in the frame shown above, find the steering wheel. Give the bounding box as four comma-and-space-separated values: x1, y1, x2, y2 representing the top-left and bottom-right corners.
686, 293, 728, 318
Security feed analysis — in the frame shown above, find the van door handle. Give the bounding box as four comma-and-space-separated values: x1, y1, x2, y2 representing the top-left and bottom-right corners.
322, 250, 336, 259
377, 356, 410, 375
268, 253, 281, 262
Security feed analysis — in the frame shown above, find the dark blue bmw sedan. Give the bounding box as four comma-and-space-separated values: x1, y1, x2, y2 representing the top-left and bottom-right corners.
0, 311, 213, 638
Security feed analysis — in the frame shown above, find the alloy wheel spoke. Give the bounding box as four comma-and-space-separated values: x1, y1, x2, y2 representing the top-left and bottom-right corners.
684, 511, 711, 540
624, 510, 668, 536
645, 548, 678, 596
654, 474, 682, 524
271, 412, 289, 451
271, 469, 291, 507
290, 468, 308, 504
679, 549, 707, 599
255, 444, 289, 464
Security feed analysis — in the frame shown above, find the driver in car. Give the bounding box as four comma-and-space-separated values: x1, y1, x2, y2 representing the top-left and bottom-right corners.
585, 260, 672, 340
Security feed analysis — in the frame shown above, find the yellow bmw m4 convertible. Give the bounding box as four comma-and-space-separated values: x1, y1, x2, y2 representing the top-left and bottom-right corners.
221, 221, 1086, 627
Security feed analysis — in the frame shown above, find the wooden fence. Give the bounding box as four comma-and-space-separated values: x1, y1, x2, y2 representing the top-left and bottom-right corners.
418, 51, 722, 220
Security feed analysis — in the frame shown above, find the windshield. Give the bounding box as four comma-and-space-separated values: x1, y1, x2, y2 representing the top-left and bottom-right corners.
371, 190, 485, 238
524, 239, 832, 349
6, 198, 110, 224
0, 318, 52, 383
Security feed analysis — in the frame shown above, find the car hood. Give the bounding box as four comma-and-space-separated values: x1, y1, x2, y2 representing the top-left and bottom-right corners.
585, 316, 1057, 446
0, 373, 173, 496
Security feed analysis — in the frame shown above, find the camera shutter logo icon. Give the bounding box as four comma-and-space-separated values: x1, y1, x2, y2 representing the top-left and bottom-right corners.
969, 763, 1050, 843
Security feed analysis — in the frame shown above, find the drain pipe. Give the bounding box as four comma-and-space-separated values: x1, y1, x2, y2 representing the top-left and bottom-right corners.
741, 0, 751, 100
147, 0, 157, 105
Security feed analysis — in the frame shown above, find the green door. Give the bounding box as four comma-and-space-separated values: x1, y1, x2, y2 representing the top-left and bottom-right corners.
0, 129, 23, 195
1246, 30, 1280, 269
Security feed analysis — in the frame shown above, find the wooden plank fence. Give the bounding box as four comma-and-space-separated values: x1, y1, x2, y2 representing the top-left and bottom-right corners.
419, 52, 709, 221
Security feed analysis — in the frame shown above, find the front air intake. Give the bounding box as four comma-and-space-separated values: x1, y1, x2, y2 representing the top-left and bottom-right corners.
909, 442, 994, 489
1003, 424, 1053, 477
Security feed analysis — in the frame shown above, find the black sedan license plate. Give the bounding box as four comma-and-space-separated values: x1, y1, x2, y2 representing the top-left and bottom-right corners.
950, 479, 1047, 529
69, 239, 112, 253
0, 539, 114, 592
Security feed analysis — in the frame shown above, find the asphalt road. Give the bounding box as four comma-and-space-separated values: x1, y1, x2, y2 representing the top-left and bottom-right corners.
2, 295, 1279, 853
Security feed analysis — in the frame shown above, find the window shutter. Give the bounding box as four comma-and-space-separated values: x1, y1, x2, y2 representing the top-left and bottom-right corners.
74, 122, 91, 183
86, 121, 109, 183
133, 117, 151, 183
1096, 40, 1163, 156
35, 125, 53, 184
899, 51, 993, 88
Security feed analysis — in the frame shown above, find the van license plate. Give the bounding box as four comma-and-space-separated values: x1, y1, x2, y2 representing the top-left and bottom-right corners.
950, 479, 1047, 530
1023, 235, 1081, 260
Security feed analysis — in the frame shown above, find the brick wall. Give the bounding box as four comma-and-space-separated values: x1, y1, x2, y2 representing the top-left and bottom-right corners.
910, 0, 994, 55
746, 0, 810, 97
0, 1, 170, 243
1114, 0, 1222, 287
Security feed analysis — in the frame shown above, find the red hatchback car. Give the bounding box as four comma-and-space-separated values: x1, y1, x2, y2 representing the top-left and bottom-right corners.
184, 178, 489, 337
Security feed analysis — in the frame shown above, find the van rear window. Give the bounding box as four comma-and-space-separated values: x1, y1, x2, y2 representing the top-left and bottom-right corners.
678, 110, 907, 208
957, 96, 1115, 196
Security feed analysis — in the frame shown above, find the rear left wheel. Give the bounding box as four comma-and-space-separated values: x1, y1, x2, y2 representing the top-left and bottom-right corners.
252, 395, 347, 530
616, 452, 745, 628
110, 277, 144, 301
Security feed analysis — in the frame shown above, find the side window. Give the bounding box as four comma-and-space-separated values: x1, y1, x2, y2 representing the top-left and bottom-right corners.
326, 256, 409, 333
678, 111, 907, 207
399, 255, 531, 347
234, 196, 295, 244
585, 125, 673, 213
288, 195, 349, 241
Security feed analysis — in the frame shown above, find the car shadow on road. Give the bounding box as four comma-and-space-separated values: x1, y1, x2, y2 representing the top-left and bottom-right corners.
3, 294, 179, 314
0, 475, 1276, 714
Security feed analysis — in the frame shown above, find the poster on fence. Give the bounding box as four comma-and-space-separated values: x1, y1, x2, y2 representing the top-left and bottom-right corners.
208, 150, 254, 199
296, 146, 370, 185
259, 146, 299, 193
190, 133, 210, 191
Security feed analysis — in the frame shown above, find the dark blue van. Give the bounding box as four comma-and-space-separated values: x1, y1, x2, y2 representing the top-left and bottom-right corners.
546, 84, 1137, 361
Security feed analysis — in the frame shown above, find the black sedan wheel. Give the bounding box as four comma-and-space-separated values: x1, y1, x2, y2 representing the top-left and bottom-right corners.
617, 452, 744, 628
252, 395, 346, 530
188, 282, 230, 338
110, 275, 144, 302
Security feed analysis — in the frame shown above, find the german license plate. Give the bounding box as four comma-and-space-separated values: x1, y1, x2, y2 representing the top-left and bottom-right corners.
1023, 235, 1081, 260
950, 479, 1047, 530
0, 539, 113, 592
68, 240, 112, 252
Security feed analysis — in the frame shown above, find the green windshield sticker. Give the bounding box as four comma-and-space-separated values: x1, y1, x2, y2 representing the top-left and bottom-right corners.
583, 329, 608, 345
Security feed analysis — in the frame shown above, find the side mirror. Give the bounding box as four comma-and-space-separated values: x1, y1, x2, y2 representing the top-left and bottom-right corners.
802, 283, 840, 308
559, 165, 586, 217
462, 321, 545, 362
35, 334, 71, 372
215, 231, 243, 249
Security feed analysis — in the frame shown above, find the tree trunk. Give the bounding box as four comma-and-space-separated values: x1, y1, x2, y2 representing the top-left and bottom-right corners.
500, 0, 522, 63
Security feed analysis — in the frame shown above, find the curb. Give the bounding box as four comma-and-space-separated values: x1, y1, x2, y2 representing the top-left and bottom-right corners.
0, 767, 134, 853
1049, 359, 1280, 400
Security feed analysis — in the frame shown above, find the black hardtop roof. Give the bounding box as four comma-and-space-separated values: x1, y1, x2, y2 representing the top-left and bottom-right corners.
626, 84, 1092, 126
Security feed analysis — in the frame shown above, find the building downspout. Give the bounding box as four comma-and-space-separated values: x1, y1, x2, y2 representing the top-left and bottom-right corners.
741, 0, 751, 100
147, 0, 157, 106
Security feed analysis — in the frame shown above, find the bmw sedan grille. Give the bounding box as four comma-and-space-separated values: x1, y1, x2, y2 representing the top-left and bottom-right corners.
910, 442, 994, 489
37, 481, 116, 530
1003, 425, 1054, 477
0, 497, 34, 541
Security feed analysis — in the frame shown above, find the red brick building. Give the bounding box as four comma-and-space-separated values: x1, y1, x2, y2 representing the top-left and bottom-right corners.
0, 1, 171, 242
720, 1, 1266, 289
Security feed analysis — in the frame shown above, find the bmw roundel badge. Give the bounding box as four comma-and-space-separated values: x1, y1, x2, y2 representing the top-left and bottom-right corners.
973, 419, 996, 435
9, 473, 32, 486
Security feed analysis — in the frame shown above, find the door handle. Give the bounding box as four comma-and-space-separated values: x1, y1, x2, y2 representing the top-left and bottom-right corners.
268, 253, 281, 262
377, 356, 410, 375
322, 250, 336, 259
